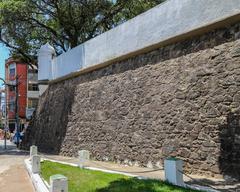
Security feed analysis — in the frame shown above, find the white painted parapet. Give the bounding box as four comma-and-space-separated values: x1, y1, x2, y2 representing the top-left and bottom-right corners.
38, 0, 240, 82
52, 45, 84, 80
38, 43, 55, 82
50, 174, 68, 192
164, 158, 184, 186
83, 0, 240, 70
32, 155, 41, 174
30, 145, 38, 158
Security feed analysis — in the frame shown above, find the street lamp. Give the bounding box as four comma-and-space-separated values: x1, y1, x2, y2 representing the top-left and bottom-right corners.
0, 77, 8, 149
0, 76, 20, 148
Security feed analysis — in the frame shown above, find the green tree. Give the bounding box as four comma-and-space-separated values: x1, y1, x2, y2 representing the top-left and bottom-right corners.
0, 0, 164, 64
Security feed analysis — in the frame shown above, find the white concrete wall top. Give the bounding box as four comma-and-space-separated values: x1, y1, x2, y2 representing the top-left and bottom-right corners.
84, 0, 240, 69
52, 45, 84, 79
39, 0, 240, 82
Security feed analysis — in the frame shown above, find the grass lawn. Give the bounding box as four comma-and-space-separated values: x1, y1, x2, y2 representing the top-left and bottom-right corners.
41, 161, 201, 192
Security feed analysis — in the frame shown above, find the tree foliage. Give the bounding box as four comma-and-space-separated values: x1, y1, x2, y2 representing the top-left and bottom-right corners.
0, 0, 164, 64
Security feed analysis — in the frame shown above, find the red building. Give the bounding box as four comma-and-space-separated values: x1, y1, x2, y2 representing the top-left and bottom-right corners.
5, 58, 39, 132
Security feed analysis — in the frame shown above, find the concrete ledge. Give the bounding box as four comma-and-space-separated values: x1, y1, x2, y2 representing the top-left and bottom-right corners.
24, 159, 49, 192
46, 0, 240, 83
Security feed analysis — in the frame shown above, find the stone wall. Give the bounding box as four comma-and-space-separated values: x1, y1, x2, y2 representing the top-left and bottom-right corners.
23, 22, 240, 179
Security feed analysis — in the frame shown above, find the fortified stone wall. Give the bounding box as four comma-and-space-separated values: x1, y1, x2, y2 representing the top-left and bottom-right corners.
23, 22, 240, 179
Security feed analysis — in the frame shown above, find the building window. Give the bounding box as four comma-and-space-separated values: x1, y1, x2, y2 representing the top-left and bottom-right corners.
9, 86, 15, 92
28, 98, 38, 108
28, 73, 38, 82
9, 96, 15, 112
9, 68, 15, 77
28, 69, 38, 74
9, 63, 16, 79
28, 84, 39, 91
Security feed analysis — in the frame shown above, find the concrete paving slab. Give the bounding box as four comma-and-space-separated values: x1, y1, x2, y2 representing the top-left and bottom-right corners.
0, 139, 35, 192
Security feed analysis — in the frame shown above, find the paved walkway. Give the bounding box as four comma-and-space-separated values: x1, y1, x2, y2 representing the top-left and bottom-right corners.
40, 153, 240, 192
0, 140, 34, 192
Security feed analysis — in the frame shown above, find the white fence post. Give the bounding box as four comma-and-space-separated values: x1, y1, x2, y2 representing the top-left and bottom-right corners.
50, 174, 68, 192
78, 150, 90, 168
164, 158, 184, 186
30, 145, 38, 158
32, 155, 41, 174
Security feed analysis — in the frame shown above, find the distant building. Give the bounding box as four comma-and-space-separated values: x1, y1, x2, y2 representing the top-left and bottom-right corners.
5, 58, 39, 132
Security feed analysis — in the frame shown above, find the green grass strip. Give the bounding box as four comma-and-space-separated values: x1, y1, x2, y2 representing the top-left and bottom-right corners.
41, 160, 202, 192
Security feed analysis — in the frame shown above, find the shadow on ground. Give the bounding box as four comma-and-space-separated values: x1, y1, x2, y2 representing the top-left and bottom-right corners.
0, 140, 29, 156
96, 177, 240, 192
95, 177, 199, 192
0, 150, 29, 156
186, 178, 240, 192
0, 145, 16, 151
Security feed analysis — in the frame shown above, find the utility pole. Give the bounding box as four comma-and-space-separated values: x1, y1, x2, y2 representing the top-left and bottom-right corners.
1, 90, 8, 150
15, 75, 20, 147
0, 90, 6, 149
4, 90, 7, 150
0, 78, 8, 150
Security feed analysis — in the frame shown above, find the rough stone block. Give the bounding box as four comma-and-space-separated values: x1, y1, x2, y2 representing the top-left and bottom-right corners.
50, 174, 68, 192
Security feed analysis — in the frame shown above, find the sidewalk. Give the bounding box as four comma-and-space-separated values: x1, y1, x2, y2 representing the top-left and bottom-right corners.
41, 153, 240, 192
0, 140, 34, 192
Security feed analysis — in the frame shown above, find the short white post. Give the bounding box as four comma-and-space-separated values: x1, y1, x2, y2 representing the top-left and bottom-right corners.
78, 150, 90, 168
50, 174, 68, 192
164, 158, 184, 186
32, 155, 41, 174
30, 145, 38, 158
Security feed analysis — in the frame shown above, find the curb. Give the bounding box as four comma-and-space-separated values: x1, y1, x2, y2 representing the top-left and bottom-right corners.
24, 158, 49, 192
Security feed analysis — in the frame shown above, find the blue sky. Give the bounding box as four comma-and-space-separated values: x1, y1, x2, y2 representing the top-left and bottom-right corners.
0, 43, 10, 79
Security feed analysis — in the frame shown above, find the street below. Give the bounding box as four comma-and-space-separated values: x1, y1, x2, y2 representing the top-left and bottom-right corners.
0, 139, 34, 192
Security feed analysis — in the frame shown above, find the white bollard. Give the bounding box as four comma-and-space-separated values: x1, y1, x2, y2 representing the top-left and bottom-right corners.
30, 145, 38, 158
78, 150, 90, 168
164, 158, 184, 186
50, 174, 68, 192
32, 155, 41, 174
